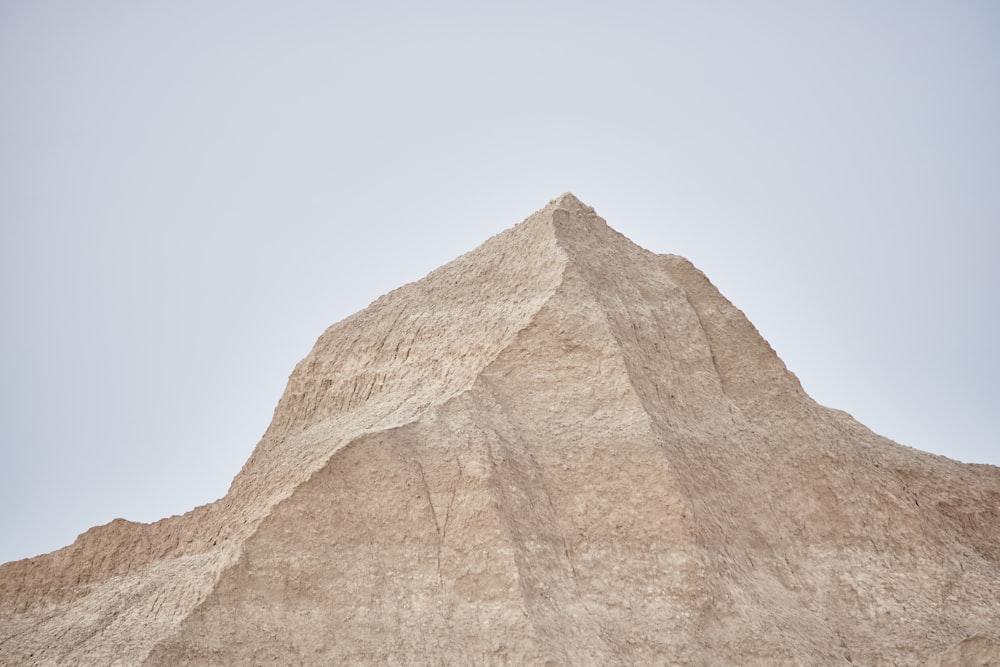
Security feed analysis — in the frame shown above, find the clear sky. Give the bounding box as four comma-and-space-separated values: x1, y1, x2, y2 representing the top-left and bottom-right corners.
1, 2, 997, 565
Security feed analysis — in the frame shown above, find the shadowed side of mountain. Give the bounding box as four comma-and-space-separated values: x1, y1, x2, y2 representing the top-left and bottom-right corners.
541, 200, 1000, 662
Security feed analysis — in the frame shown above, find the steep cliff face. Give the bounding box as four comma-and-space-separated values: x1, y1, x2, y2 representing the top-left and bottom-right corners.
2, 194, 998, 665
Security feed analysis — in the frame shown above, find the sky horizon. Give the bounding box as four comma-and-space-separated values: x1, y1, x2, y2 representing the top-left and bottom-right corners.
2, 2, 998, 565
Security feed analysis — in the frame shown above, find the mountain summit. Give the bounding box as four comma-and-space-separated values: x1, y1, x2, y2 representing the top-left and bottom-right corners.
3, 195, 999, 665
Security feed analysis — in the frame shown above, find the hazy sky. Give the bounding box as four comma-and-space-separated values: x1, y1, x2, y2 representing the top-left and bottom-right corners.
1, 2, 998, 565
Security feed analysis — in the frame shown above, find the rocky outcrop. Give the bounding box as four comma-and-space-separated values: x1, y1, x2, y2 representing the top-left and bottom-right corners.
2, 194, 998, 665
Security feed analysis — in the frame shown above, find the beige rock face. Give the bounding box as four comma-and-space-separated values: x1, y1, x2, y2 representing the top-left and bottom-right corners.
2, 194, 998, 665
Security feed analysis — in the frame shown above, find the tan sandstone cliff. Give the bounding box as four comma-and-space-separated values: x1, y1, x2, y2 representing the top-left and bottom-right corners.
2, 194, 998, 665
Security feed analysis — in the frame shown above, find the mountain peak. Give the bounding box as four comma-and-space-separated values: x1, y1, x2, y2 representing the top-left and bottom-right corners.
550, 191, 586, 208
543, 191, 598, 223
3, 195, 999, 666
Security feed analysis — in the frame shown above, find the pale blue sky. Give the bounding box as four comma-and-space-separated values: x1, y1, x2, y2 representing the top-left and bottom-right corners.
1, 1, 998, 564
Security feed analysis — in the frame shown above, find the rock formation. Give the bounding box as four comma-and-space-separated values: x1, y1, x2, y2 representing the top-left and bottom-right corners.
2, 194, 998, 665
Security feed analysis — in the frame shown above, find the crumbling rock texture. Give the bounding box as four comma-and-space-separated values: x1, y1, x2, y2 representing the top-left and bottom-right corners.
2, 194, 998, 665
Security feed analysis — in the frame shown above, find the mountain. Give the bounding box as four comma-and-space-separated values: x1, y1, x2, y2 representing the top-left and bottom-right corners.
2, 194, 998, 665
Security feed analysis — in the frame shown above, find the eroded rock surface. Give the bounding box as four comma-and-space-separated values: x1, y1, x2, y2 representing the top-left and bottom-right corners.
3, 194, 998, 665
